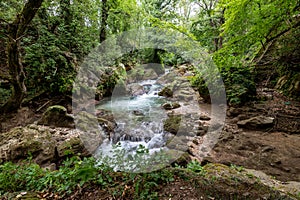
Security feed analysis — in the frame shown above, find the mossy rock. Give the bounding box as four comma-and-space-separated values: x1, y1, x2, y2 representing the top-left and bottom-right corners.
38, 105, 74, 128
163, 115, 181, 134
162, 102, 180, 110
0, 126, 56, 164
158, 86, 173, 97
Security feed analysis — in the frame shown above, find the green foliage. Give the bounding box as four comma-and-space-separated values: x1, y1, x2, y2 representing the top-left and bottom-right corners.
187, 160, 205, 175
190, 0, 224, 52
0, 88, 11, 105
22, 0, 99, 94
0, 161, 44, 195
230, 164, 244, 172
0, 153, 176, 198
0, 156, 107, 196
0, 0, 24, 22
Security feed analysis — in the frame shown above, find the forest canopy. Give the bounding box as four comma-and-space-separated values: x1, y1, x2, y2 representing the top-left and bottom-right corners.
0, 0, 299, 112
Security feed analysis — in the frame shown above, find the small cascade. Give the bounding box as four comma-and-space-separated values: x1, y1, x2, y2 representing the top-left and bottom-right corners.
95, 75, 170, 162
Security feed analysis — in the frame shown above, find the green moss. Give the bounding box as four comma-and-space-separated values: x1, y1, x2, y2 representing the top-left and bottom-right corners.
163, 115, 181, 134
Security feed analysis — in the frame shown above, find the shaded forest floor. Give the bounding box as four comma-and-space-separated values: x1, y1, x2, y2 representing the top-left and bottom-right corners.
1, 85, 300, 199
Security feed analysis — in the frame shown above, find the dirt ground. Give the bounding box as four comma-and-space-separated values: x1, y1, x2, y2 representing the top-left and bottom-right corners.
0, 88, 299, 199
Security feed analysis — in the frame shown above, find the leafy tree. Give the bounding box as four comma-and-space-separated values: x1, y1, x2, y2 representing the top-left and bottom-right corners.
190, 0, 224, 52
0, 0, 43, 113
23, 0, 99, 94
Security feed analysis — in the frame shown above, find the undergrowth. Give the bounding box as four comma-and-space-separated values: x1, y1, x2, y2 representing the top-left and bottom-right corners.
0, 156, 204, 199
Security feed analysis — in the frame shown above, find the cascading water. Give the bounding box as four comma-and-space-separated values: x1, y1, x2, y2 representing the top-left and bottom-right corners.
95, 76, 173, 171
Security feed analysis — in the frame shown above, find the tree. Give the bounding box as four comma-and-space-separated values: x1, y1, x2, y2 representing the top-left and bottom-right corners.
190, 0, 224, 52
1, 0, 43, 113
100, 0, 108, 42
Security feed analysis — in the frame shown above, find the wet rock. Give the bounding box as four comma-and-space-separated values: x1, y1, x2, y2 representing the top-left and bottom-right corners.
143, 84, 152, 94
132, 110, 145, 116
38, 105, 74, 128
73, 112, 105, 153
97, 117, 116, 132
162, 102, 181, 110
96, 109, 115, 122
237, 115, 275, 129
163, 115, 181, 134
128, 83, 144, 96
158, 86, 173, 97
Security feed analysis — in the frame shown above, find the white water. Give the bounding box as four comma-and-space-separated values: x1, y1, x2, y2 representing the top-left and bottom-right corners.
95, 77, 171, 169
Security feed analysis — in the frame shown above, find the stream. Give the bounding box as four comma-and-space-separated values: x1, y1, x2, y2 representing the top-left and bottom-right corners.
94, 74, 176, 171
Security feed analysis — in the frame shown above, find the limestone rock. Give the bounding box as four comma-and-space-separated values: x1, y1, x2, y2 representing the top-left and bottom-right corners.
0, 125, 90, 166
38, 105, 74, 128
237, 115, 274, 129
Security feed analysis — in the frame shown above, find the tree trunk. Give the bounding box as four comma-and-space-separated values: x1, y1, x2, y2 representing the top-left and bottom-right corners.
0, 0, 43, 113
100, 0, 108, 43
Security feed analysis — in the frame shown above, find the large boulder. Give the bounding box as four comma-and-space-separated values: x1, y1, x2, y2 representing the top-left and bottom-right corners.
37, 105, 74, 128
143, 68, 158, 80
128, 83, 144, 96
237, 115, 275, 129
0, 125, 90, 167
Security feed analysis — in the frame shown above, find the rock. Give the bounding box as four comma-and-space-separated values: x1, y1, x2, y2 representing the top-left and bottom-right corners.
143, 68, 158, 80
145, 63, 165, 75
143, 84, 152, 94
183, 72, 194, 77
128, 83, 144, 96
97, 117, 116, 132
237, 115, 275, 129
132, 110, 145, 116
227, 107, 244, 117
175, 92, 194, 101
177, 64, 188, 75
0, 125, 90, 166
38, 105, 74, 128
95, 109, 115, 122
156, 71, 177, 84
199, 114, 211, 121
158, 86, 173, 97
74, 112, 105, 153
112, 80, 127, 96
163, 115, 181, 134
162, 102, 181, 110
200, 163, 296, 199
172, 152, 191, 167
57, 137, 86, 157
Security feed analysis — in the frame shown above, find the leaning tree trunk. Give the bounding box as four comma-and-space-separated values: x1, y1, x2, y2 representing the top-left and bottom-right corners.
1, 0, 43, 113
